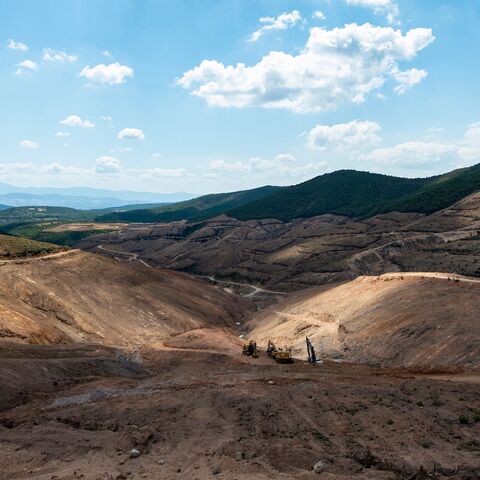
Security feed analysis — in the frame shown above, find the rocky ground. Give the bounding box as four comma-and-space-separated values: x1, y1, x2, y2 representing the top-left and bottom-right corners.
0, 335, 479, 480
77, 192, 480, 291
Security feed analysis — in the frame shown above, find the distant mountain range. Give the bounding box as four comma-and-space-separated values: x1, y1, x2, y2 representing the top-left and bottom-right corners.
96, 163, 480, 223
0, 183, 196, 209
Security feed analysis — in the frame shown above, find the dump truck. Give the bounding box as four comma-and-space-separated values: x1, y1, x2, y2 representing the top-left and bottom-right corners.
267, 340, 293, 364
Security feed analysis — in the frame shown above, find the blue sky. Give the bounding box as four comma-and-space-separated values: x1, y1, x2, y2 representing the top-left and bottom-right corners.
1, 0, 479, 194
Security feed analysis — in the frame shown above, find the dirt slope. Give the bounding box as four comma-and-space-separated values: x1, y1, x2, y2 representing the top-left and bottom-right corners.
247, 273, 480, 369
0, 249, 253, 346
78, 191, 480, 290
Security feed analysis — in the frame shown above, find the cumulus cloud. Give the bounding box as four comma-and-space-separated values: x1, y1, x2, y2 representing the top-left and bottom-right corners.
79, 62, 134, 85
7, 39, 28, 51
209, 153, 327, 178
56, 131, 70, 137
312, 10, 326, 20
249, 10, 303, 42
117, 128, 145, 140
360, 142, 457, 166
95, 156, 121, 174
19, 140, 39, 148
360, 122, 480, 168
178, 23, 435, 113
307, 120, 381, 151
393, 68, 428, 94
15, 59, 38, 76
102, 50, 113, 58
43, 48, 77, 63
60, 114, 95, 128
458, 122, 480, 162
345, 0, 399, 24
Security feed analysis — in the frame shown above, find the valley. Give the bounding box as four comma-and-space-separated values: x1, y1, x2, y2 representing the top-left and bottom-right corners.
0, 167, 479, 479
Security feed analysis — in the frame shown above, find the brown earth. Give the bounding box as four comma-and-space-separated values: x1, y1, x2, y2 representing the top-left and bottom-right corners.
0, 336, 479, 480
77, 192, 480, 291
0, 249, 253, 346
247, 273, 480, 369
1, 198, 480, 479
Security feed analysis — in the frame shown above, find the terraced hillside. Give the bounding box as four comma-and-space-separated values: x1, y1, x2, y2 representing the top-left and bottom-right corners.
79, 191, 480, 290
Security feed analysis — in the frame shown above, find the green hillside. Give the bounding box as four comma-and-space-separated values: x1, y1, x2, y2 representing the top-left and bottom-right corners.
228, 170, 429, 221
95, 185, 282, 223
382, 164, 480, 214
227, 164, 480, 222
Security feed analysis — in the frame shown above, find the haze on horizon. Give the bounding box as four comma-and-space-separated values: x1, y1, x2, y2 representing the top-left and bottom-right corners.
1, 0, 480, 195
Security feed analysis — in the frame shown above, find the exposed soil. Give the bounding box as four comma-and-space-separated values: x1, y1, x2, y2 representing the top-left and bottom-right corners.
0, 334, 479, 480
78, 192, 480, 291
247, 273, 480, 369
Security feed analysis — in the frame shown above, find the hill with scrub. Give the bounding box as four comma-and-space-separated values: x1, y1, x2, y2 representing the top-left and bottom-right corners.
229, 164, 480, 222
95, 185, 282, 223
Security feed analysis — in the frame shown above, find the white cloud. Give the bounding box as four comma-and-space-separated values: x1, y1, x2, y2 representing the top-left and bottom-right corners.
144, 168, 187, 178
19, 140, 39, 148
393, 68, 428, 94
307, 120, 381, 151
312, 10, 326, 20
102, 50, 113, 58
95, 156, 121, 174
59, 114, 95, 128
117, 128, 145, 140
7, 39, 28, 51
345, 0, 399, 24
360, 122, 480, 168
178, 23, 435, 113
360, 142, 457, 166
56, 131, 70, 137
458, 122, 480, 162
152, 152, 162, 158
15, 59, 38, 76
209, 160, 250, 172
249, 10, 303, 42
43, 48, 77, 63
209, 153, 327, 178
79, 62, 134, 85
101, 115, 112, 121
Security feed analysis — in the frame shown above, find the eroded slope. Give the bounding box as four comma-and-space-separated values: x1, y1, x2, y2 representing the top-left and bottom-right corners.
247, 273, 480, 369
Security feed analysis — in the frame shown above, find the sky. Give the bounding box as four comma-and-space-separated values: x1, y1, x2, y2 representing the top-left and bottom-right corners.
1, 0, 480, 194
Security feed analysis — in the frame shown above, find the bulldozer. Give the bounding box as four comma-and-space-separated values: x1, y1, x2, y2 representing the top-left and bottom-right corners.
242, 340, 259, 358
267, 340, 293, 364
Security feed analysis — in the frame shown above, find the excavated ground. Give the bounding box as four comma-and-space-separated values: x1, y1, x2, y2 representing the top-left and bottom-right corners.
0, 337, 479, 480
77, 192, 480, 291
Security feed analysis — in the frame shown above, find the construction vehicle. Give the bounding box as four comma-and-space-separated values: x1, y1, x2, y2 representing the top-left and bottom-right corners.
306, 336, 317, 364
267, 340, 293, 364
242, 340, 259, 358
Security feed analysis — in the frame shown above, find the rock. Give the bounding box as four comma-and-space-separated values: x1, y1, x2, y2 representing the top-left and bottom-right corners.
313, 460, 326, 474
268, 380, 275, 385
235, 451, 244, 461
212, 466, 221, 475
158, 459, 165, 465
129, 448, 140, 459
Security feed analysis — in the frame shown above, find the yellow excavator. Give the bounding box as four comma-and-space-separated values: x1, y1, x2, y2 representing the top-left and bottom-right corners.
242, 340, 259, 358
267, 340, 293, 364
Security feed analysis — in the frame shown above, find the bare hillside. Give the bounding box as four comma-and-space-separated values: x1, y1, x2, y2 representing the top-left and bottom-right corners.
247, 273, 480, 369
0, 249, 253, 346
78, 192, 480, 291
